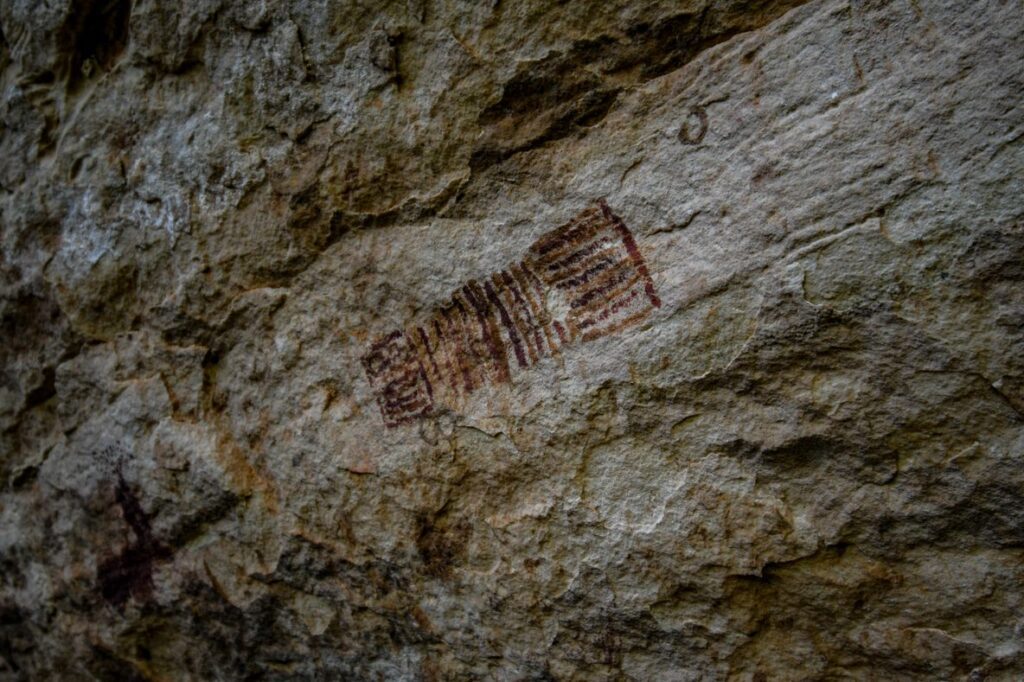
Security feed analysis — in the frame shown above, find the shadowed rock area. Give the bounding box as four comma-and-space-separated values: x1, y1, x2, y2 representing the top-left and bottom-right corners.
1, 0, 1022, 679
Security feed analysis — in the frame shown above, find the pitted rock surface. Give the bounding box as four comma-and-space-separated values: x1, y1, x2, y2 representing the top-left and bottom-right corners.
1, 0, 1023, 679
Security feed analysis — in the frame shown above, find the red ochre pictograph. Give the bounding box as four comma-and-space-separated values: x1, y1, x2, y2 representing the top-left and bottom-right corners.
361, 199, 661, 427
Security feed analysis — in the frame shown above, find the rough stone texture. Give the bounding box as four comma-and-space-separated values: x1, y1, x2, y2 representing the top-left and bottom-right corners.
1, 0, 1023, 679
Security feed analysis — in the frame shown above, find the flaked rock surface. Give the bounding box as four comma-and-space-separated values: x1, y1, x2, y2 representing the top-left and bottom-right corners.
1, 0, 1022, 679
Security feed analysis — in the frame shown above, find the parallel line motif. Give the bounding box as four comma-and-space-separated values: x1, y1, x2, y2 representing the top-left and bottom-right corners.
361, 199, 660, 427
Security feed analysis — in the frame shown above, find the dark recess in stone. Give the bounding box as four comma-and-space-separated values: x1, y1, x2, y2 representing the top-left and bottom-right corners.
23, 366, 56, 409
0, 604, 26, 674
85, 642, 148, 682
64, 0, 132, 91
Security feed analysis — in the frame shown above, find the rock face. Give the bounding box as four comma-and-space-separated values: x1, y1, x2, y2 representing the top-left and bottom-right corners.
1, 0, 1023, 678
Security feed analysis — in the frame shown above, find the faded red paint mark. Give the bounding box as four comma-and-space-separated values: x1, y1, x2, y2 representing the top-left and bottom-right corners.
360, 330, 435, 427
98, 475, 172, 608
362, 200, 660, 426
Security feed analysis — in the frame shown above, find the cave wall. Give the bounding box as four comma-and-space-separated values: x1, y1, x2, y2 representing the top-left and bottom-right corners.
1, 0, 1023, 679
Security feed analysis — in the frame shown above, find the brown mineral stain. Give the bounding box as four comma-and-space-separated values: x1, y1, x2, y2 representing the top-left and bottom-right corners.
213, 434, 280, 514
416, 515, 470, 579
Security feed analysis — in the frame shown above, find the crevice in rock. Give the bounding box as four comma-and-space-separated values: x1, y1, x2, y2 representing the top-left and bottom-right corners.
469, 0, 815, 173
469, 83, 620, 171
0, 25, 8, 73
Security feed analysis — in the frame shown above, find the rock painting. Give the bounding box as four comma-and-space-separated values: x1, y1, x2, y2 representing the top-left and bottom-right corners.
362, 199, 661, 426
97, 474, 173, 608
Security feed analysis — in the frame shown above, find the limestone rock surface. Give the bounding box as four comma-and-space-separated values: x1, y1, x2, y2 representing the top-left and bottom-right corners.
1, 0, 1023, 679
